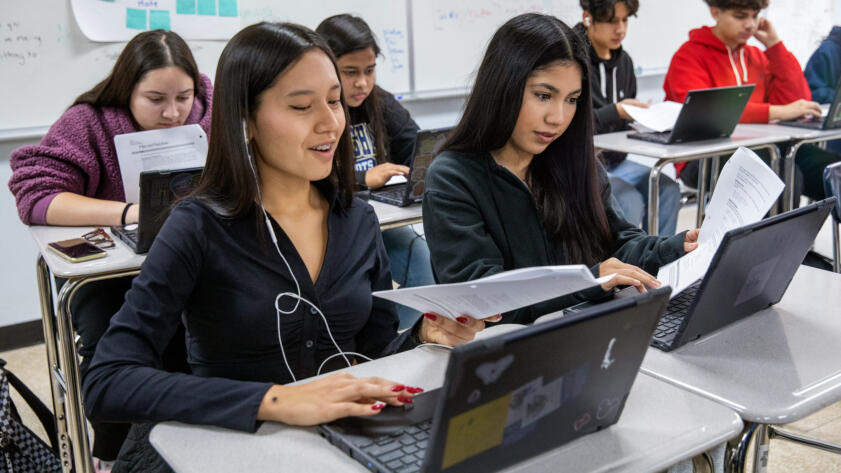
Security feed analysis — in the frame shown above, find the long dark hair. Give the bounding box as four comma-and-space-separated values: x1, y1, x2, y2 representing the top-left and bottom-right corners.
191, 22, 354, 223
73, 30, 201, 108
444, 13, 612, 265
316, 14, 389, 164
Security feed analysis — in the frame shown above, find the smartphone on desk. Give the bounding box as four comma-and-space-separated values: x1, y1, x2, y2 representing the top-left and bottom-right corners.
47, 238, 107, 263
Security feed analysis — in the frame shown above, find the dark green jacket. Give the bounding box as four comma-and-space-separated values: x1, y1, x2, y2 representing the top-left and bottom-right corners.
422, 150, 686, 324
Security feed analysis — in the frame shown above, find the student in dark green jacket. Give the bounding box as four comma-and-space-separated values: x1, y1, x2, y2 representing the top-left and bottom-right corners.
423, 13, 699, 325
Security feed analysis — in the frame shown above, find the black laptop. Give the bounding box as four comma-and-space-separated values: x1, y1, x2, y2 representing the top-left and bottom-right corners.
778, 76, 841, 130
318, 287, 671, 473
627, 85, 754, 144
651, 198, 835, 351
111, 167, 202, 254
369, 128, 451, 207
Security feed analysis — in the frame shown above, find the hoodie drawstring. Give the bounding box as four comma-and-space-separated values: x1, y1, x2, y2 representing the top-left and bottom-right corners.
613, 67, 618, 101
599, 63, 607, 99
727, 47, 749, 85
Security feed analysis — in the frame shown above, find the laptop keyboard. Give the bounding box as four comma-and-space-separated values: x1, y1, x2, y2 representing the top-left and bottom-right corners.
627, 131, 672, 144
371, 184, 408, 206
653, 281, 701, 343
352, 420, 432, 472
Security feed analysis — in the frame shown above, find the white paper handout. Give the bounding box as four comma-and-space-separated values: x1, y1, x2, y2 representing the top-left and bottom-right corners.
623, 101, 683, 133
373, 265, 615, 321
115, 125, 208, 204
657, 147, 785, 296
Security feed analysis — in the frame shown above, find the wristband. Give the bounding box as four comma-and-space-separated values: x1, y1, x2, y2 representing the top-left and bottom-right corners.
121, 203, 133, 226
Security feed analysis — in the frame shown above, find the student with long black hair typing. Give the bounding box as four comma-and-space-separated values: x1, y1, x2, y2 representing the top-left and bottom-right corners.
82, 22, 490, 472
422, 13, 699, 325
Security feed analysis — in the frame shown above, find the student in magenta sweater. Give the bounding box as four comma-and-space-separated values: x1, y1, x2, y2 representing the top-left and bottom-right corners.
6, 29, 212, 465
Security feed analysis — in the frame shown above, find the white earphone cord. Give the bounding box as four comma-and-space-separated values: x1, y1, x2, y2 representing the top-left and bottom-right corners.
242, 119, 360, 382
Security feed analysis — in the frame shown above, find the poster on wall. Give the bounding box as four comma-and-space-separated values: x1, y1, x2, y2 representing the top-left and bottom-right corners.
71, 0, 241, 42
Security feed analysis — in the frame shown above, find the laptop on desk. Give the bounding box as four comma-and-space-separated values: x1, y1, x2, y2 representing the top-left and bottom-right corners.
111, 167, 202, 254
318, 287, 671, 473
627, 85, 754, 144
369, 128, 451, 207
650, 198, 835, 352
777, 76, 841, 130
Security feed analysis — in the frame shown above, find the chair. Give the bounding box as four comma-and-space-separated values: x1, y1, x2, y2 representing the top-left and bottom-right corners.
823, 161, 841, 273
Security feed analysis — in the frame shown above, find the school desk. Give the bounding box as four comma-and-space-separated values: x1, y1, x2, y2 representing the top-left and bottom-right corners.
149, 346, 742, 473
641, 265, 841, 473
593, 126, 791, 235
27, 202, 425, 473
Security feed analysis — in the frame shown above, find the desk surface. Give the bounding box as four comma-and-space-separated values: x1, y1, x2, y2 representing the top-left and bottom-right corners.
29, 201, 423, 279
738, 123, 841, 141
150, 346, 742, 473
642, 265, 841, 424
593, 125, 791, 159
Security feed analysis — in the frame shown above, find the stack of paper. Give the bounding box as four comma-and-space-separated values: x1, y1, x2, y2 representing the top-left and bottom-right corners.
656, 147, 785, 296
624, 101, 683, 133
374, 266, 614, 321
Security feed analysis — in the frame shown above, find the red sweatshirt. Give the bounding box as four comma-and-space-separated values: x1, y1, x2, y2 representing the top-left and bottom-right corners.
663, 26, 811, 175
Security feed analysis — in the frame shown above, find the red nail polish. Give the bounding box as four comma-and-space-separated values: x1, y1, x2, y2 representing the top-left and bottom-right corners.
406, 386, 424, 394
456, 316, 468, 324
371, 403, 385, 410
397, 396, 413, 404
423, 313, 437, 321
391, 385, 406, 392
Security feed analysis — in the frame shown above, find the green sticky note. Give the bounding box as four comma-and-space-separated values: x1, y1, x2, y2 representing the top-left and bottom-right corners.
176, 0, 196, 14
126, 8, 147, 30
218, 0, 237, 17
197, 0, 216, 15
150, 10, 170, 30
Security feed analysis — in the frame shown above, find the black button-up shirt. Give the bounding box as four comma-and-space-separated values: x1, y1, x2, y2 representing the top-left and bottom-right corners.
83, 183, 412, 432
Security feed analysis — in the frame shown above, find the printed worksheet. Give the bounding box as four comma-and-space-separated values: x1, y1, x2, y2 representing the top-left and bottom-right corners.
623, 101, 683, 132
657, 147, 785, 295
115, 124, 208, 203
374, 265, 614, 320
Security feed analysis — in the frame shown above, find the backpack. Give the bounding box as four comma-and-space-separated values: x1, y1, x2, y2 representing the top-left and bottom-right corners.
0, 357, 62, 472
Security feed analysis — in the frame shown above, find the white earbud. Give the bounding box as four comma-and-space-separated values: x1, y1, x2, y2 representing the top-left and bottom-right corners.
584, 16, 591, 26
241, 118, 369, 382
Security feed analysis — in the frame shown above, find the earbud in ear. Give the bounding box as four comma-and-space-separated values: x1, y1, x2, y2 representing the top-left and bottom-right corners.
584, 17, 591, 26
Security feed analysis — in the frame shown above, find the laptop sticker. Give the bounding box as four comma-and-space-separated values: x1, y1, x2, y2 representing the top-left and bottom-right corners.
475, 354, 514, 385
504, 378, 542, 427
734, 256, 779, 306
601, 337, 616, 370
596, 396, 622, 420
521, 377, 563, 427
468, 389, 481, 404
441, 394, 511, 469
573, 412, 592, 431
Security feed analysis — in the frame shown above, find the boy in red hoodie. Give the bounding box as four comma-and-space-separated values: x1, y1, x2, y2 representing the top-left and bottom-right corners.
663, 0, 839, 200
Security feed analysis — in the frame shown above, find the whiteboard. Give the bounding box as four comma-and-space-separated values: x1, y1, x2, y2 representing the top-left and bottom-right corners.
0, 0, 409, 131
411, 0, 835, 92
0, 0, 834, 133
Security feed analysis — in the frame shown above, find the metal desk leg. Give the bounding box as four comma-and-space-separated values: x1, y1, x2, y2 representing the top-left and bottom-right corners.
709, 155, 721, 197
769, 427, 841, 454
55, 279, 95, 473
647, 161, 667, 236
752, 424, 770, 473
725, 422, 756, 473
783, 143, 802, 212
833, 223, 840, 273
696, 158, 712, 229
35, 257, 74, 473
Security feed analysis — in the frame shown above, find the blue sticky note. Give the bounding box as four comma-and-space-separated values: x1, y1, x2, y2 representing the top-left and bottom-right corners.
150, 10, 171, 30
218, 0, 237, 17
197, 0, 216, 15
126, 8, 147, 30
176, 0, 196, 14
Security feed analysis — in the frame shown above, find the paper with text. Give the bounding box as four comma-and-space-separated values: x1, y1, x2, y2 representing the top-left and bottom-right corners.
624, 101, 683, 133
115, 125, 208, 204
374, 265, 614, 321
657, 147, 784, 296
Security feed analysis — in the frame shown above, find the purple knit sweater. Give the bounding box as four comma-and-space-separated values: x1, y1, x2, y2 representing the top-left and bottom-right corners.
8, 74, 213, 225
